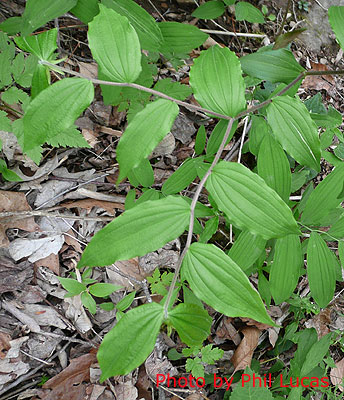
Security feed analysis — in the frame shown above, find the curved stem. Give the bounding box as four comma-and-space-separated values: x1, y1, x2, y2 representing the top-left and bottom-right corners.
40, 60, 232, 121
163, 118, 235, 318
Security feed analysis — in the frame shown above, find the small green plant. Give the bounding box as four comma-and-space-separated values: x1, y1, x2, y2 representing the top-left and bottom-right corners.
168, 344, 224, 378
261, 5, 276, 22
147, 268, 175, 296
298, 0, 309, 12
58, 272, 122, 314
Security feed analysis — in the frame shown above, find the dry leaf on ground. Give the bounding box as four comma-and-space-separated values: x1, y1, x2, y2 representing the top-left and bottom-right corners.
0, 191, 40, 246
231, 327, 260, 372
0, 256, 32, 294
38, 349, 97, 400
302, 62, 334, 92
0, 332, 11, 360
330, 358, 344, 392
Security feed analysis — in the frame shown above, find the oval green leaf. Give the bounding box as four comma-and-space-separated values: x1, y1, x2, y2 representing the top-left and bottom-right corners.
168, 303, 212, 346
192, 1, 225, 19
227, 230, 266, 273
189, 46, 246, 117
78, 196, 190, 267
267, 96, 321, 171
22, 78, 94, 151
182, 243, 275, 326
329, 6, 344, 51
162, 158, 199, 195
235, 1, 264, 23
98, 303, 164, 379
158, 22, 208, 54
302, 164, 344, 225
257, 134, 291, 203
88, 4, 142, 83
269, 235, 302, 304
102, 0, 163, 51
89, 283, 122, 297
240, 49, 305, 84
117, 99, 179, 182
58, 277, 86, 295
206, 161, 300, 239
307, 232, 337, 308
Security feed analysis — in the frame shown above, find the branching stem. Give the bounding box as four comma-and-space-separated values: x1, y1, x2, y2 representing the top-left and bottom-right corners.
40, 60, 344, 316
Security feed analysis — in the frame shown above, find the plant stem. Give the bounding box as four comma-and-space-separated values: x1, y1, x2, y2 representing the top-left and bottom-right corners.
40, 61, 232, 121
163, 118, 235, 318
276, 0, 291, 38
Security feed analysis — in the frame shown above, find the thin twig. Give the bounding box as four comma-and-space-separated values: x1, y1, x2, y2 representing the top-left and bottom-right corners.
0, 210, 115, 222
201, 29, 266, 38
276, 0, 291, 38
237, 116, 249, 164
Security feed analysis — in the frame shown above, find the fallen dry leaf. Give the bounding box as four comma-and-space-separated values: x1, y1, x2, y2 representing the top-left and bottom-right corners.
0, 256, 32, 294
62, 198, 124, 213
0, 331, 11, 359
216, 317, 241, 346
302, 62, 334, 92
231, 327, 260, 372
40, 349, 98, 400
35, 253, 60, 275
0, 191, 40, 246
330, 358, 344, 392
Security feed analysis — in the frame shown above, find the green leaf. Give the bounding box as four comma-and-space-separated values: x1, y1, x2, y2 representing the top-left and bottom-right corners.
125, 189, 136, 210
154, 78, 192, 101
162, 158, 199, 195
307, 232, 337, 308
71, 0, 99, 23
228, 230, 266, 272
269, 235, 302, 304
117, 99, 179, 182
22, 78, 94, 151
89, 283, 122, 297
47, 126, 90, 148
248, 115, 270, 156
58, 277, 87, 295
300, 333, 332, 376
15, 29, 57, 60
0, 110, 12, 132
2, 87, 29, 108
98, 303, 164, 379
310, 106, 342, 128
334, 143, 344, 160
185, 357, 204, 378
99, 302, 115, 311
257, 134, 291, 203
102, 0, 163, 51
31, 63, 50, 98
235, 1, 265, 23
206, 119, 238, 156
190, 46, 246, 117
304, 92, 327, 114
328, 6, 344, 51
78, 196, 190, 267
273, 28, 307, 50
21, 0, 77, 36
240, 49, 305, 84
230, 368, 274, 400
135, 189, 160, 206
301, 164, 344, 225
116, 291, 136, 311
81, 291, 97, 314
129, 158, 154, 187
328, 213, 344, 238
0, 159, 22, 182
0, 17, 23, 36
158, 22, 208, 54
192, 1, 225, 19
168, 303, 211, 346
206, 161, 300, 239
201, 344, 223, 364
182, 243, 275, 326
195, 125, 206, 155
267, 96, 321, 171
88, 4, 142, 83
199, 216, 219, 243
